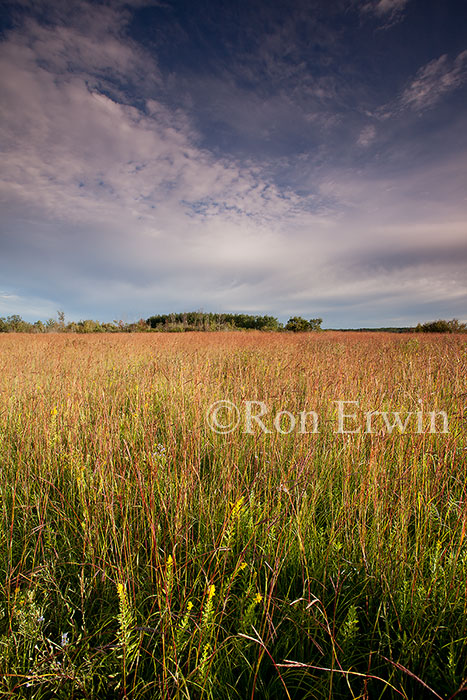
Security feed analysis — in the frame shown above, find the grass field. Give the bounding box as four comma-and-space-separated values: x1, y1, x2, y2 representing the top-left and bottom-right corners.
0, 331, 466, 699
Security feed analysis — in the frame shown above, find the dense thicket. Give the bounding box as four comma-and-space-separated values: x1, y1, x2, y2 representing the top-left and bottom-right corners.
0, 313, 465, 333
146, 312, 282, 331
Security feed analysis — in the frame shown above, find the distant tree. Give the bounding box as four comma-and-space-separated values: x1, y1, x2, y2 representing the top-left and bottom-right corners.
415, 319, 466, 333
285, 316, 323, 332
255, 315, 281, 330
45, 318, 58, 332
101, 321, 119, 332
5, 315, 32, 332
76, 320, 104, 333
309, 318, 323, 331
285, 316, 311, 332
126, 318, 150, 332
57, 310, 66, 329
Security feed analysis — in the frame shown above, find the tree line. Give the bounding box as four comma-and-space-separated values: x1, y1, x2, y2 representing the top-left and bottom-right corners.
0, 313, 464, 333
0, 312, 322, 333
146, 313, 324, 332
0, 315, 148, 334
414, 319, 466, 333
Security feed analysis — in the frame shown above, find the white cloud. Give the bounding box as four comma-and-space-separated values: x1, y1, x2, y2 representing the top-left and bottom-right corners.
0, 292, 59, 320
0, 23, 307, 230
373, 50, 467, 120
0, 10, 332, 316
372, 0, 409, 16
400, 51, 467, 111
357, 124, 377, 146
360, 0, 410, 27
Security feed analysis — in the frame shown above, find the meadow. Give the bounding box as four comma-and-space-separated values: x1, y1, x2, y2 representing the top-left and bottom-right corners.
0, 331, 466, 699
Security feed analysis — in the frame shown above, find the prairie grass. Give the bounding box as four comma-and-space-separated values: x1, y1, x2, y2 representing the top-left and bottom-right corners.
0, 331, 466, 698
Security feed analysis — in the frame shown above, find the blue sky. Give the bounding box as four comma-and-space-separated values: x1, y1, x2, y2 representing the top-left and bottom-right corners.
1, 0, 466, 327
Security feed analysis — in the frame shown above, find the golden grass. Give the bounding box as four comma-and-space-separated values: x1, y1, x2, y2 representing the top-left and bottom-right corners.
0, 331, 466, 698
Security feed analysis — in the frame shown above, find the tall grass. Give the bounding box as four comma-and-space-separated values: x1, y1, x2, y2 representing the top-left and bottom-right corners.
0, 331, 466, 698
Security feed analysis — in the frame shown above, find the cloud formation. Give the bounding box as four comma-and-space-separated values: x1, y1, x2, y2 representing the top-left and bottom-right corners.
357, 125, 377, 146
400, 51, 467, 112
360, 0, 410, 27
0, 0, 466, 326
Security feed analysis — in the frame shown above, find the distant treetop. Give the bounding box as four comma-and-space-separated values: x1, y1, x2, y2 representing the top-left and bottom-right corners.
284, 317, 322, 332
415, 319, 466, 333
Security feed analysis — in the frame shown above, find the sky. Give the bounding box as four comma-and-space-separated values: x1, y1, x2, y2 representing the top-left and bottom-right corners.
0, 0, 466, 327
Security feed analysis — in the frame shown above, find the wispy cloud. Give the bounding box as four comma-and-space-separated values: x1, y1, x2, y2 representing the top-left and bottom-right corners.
357, 124, 377, 146
0, 291, 59, 320
0, 14, 308, 227
360, 0, 410, 27
400, 50, 467, 111
372, 49, 467, 120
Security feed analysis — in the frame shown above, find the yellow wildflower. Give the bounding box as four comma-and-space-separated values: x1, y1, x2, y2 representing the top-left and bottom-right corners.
230, 496, 245, 518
